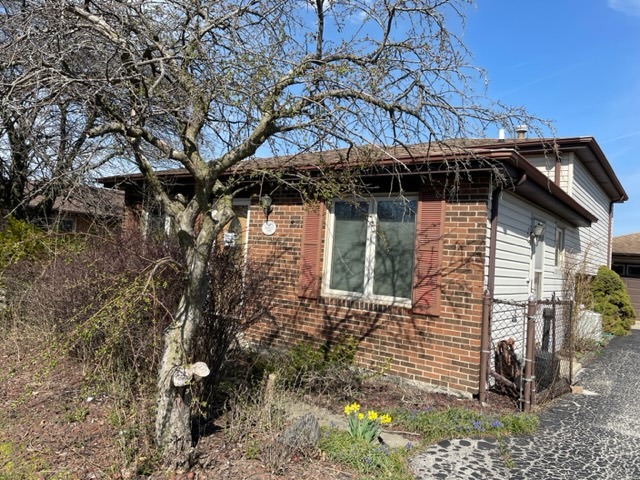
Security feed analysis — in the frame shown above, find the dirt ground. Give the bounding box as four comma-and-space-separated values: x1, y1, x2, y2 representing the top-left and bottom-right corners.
0, 337, 516, 479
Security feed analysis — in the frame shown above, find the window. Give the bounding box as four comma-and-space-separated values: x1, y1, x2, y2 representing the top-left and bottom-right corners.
325, 197, 417, 302
142, 209, 170, 238
554, 227, 565, 268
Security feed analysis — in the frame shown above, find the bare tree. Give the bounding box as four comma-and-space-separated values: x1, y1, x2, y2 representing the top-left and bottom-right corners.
2, 0, 545, 464
0, 1, 110, 220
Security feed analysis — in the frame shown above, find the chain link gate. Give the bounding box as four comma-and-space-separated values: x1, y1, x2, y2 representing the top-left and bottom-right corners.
480, 293, 574, 411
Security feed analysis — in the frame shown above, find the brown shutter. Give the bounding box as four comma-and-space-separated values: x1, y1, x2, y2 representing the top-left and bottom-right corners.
412, 190, 445, 316
297, 202, 325, 299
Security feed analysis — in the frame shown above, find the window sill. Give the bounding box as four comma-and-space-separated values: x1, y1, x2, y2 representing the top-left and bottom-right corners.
318, 294, 412, 315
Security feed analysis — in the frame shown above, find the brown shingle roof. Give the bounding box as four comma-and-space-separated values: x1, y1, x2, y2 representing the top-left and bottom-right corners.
98, 137, 627, 202
30, 186, 124, 219
613, 233, 640, 256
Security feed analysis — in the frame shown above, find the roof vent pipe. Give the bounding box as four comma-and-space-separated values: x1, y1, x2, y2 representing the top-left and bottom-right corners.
515, 125, 528, 139
498, 128, 505, 141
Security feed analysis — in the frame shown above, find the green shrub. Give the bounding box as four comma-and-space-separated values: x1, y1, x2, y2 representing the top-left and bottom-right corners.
0, 216, 52, 270
590, 266, 636, 336
270, 336, 360, 394
3, 232, 182, 388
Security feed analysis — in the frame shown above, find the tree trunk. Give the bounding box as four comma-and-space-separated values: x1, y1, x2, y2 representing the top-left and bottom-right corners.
155, 229, 213, 467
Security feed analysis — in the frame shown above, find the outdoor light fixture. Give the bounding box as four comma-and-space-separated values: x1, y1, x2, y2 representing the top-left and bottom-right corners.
259, 194, 273, 218
530, 221, 545, 241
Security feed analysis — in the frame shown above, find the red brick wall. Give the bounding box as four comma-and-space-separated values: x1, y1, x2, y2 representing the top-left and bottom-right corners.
245, 183, 490, 395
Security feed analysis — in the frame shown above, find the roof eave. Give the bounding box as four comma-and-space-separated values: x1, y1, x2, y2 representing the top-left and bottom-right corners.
495, 150, 597, 227
510, 137, 627, 203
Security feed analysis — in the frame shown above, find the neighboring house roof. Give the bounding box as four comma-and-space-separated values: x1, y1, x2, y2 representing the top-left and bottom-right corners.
613, 233, 640, 257
30, 186, 124, 219
98, 137, 626, 228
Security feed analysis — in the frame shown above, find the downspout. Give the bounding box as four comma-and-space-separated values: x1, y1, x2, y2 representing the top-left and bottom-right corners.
607, 197, 625, 267
479, 186, 501, 403
554, 158, 561, 185
608, 202, 613, 268
487, 187, 500, 298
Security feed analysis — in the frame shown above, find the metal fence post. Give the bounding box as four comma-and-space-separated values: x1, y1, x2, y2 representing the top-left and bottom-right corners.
569, 299, 574, 386
523, 295, 537, 412
479, 290, 491, 404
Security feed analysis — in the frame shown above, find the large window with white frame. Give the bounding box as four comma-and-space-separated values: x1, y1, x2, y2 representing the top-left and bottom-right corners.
324, 196, 417, 303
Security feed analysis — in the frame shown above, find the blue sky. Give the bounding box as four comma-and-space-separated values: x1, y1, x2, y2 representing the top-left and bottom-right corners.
462, 0, 640, 235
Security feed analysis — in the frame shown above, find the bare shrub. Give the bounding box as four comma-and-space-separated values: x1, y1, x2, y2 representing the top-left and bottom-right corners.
4, 227, 280, 465
4, 232, 182, 385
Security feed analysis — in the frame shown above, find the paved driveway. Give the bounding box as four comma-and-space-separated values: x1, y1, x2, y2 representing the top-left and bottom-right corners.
410, 328, 640, 479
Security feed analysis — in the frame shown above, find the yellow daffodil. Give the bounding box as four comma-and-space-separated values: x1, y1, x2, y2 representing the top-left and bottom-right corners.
343, 402, 361, 415
358, 412, 364, 420
379, 413, 392, 425
367, 410, 378, 421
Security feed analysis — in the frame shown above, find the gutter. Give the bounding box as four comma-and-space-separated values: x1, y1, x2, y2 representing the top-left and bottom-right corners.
475, 149, 597, 227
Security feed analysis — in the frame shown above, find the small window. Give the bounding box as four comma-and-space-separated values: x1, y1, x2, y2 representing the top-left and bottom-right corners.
325, 197, 417, 302
554, 227, 565, 268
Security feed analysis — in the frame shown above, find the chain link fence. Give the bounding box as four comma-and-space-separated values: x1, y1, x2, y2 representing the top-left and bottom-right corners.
487, 295, 574, 410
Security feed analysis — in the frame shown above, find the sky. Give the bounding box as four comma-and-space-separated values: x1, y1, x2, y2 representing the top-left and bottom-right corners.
461, 0, 640, 236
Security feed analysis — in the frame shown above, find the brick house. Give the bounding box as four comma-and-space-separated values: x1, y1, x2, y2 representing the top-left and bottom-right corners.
99, 137, 626, 397
29, 185, 124, 233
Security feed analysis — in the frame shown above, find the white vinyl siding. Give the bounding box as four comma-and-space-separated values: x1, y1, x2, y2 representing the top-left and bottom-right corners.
493, 192, 567, 302
525, 154, 572, 192
569, 158, 611, 274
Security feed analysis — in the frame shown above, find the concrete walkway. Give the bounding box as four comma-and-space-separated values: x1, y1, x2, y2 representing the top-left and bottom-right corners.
410, 327, 640, 479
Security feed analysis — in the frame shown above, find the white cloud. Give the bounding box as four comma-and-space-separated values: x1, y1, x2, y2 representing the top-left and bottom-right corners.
608, 0, 640, 16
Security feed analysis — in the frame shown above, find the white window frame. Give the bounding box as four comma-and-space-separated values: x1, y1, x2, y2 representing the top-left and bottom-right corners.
554, 225, 565, 270
142, 208, 172, 238
530, 218, 546, 299
322, 195, 417, 306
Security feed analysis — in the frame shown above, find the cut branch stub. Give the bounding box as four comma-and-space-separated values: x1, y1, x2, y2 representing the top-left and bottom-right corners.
172, 362, 210, 387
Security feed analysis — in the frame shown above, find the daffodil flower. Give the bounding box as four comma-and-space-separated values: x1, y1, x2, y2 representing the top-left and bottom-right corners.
379, 413, 392, 425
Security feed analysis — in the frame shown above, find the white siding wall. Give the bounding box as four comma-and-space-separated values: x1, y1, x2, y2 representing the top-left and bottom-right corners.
518, 152, 610, 276
569, 157, 611, 275
489, 153, 612, 361
492, 192, 567, 302
526, 155, 554, 180
524, 154, 571, 191
490, 191, 572, 361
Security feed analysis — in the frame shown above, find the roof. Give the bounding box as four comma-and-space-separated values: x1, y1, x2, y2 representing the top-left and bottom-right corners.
30, 186, 124, 219
98, 137, 626, 228
613, 233, 640, 256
